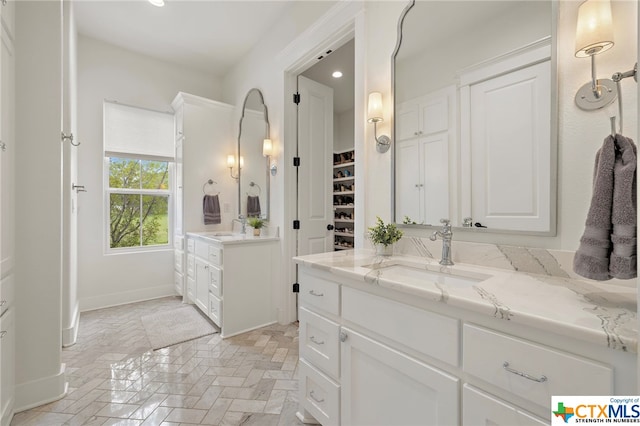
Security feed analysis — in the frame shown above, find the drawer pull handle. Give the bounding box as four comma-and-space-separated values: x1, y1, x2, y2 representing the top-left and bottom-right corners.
309, 290, 324, 297
310, 336, 325, 345
502, 362, 547, 383
309, 390, 324, 403
0, 331, 6, 339
340, 331, 348, 342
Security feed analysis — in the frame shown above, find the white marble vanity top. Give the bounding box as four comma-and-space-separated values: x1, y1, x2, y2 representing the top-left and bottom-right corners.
294, 249, 638, 353
187, 231, 279, 245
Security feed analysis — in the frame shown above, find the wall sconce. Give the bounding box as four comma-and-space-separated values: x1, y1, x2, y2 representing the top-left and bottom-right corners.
263, 138, 277, 176
574, 0, 617, 111
227, 155, 242, 181
367, 92, 391, 153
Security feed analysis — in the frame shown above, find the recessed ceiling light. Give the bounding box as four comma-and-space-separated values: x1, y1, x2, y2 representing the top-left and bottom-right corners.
148, 0, 165, 7
332, 71, 343, 78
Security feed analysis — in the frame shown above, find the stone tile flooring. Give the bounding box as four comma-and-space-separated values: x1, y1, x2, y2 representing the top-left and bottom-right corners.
11, 296, 304, 426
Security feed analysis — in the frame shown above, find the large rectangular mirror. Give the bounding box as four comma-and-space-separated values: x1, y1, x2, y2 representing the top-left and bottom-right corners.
393, 0, 557, 235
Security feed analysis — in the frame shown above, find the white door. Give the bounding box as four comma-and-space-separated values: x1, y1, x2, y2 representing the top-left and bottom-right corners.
297, 76, 334, 255
341, 327, 460, 426
469, 60, 551, 231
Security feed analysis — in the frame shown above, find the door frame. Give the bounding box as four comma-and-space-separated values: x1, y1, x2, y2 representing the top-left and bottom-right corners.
280, 2, 365, 324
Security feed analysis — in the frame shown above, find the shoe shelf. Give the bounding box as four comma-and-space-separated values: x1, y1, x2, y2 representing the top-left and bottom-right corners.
333, 149, 355, 251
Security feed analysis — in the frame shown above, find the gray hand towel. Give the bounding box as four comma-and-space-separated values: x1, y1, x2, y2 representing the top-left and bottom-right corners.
247, 195, 261, 218
203, 194, 221, 225
609, 134, 637, 279
573, 135, 616, 280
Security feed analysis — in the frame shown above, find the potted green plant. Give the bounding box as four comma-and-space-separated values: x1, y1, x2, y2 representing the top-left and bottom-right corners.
368, 216, 403, 256
247, 217, 265, 236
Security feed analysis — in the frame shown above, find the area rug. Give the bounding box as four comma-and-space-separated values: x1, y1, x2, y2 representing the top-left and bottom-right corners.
141, 305, 218, 350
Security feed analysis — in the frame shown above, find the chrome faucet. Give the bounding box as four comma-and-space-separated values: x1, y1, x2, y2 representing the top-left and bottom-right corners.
429, 219, 454, 266
232, 215, 246, 234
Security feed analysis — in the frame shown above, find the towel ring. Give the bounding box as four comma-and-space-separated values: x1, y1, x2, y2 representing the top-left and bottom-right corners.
247, 181, 261, 196
202, 179, 219, 195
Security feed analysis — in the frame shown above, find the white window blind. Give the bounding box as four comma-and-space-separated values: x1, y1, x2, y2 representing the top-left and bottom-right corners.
104, 101, 174, 160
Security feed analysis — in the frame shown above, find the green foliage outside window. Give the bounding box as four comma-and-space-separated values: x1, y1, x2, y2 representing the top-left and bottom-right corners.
109, 158, 170, 249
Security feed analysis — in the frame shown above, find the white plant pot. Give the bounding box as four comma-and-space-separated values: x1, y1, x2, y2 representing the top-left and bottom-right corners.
375, 244, 394, 256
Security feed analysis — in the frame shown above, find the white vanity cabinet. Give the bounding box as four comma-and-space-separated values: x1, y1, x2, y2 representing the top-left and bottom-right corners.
187, 234, 277, 338
296, 265, 631, 426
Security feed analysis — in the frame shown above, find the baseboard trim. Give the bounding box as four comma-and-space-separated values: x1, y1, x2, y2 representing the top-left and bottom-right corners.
80, 285, 176, 312
62, 302, 79, 347
15, 364, 67, 413
221, 321, 278, 339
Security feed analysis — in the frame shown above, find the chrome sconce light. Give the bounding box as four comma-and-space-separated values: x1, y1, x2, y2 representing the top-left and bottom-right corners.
227, 155, 242, 181
367, 92, 391, 153
574, 0, 617, 111
262, 138, 277, 176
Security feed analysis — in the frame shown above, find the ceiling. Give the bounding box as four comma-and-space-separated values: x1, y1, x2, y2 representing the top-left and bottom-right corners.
74, 0, 293, 77
74, 0, 354, 112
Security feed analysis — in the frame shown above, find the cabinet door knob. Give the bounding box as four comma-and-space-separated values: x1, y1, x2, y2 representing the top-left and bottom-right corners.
0, 331, 6, 339
0, 141, 6, 152
0, 300, 6, 306
339, 331, 348, 342
327, 224, 334, 231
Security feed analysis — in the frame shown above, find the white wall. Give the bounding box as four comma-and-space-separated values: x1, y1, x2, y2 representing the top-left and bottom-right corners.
77, 35, 221, 311
15, 0, 66, 409
334, 108, 355, 152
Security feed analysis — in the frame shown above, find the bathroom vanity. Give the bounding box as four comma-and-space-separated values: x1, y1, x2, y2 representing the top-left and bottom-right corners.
185, 232, 279, 338
294, 250, 637, 425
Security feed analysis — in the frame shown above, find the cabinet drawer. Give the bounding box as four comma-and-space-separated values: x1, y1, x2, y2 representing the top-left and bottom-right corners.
187, 277, 195, 301
463, 324, 612, 409
208, 246, 222, 266
209, 293, 222, 327
342, 286, 459, 366
463, 384, 547, 426
186, 254, 195, 278
299, 307, 340, 381
209, 265, 222, 297
299, 271, 340, 316
187, 238, 195, 253
195, 240, 209, 259
174, 235, 184, 250
299, 359, 340, 426
174, 251, 184, 273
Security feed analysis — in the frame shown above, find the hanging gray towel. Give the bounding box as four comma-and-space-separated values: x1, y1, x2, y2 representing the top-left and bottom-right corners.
573, 135, 616, 280
609, 134, 637, 279
247, 195, 261, 218
203, 194, 221, 225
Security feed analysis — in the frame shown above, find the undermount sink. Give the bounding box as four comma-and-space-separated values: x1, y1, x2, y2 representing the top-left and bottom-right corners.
365, 263, 490, 288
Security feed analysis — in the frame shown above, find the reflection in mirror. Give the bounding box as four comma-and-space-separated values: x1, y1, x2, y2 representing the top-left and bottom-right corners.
393, 1, 556, 235
238, 88, 270, 221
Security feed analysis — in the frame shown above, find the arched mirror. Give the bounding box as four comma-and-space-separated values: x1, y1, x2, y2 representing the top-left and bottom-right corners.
237, 88, 270, 221
393, 0, 557, 235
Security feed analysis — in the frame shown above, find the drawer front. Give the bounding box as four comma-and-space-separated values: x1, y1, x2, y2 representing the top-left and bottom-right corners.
209, 293, 222, 327
186, 254, 195, 278
299, 359, 340, 426
174, 271, 183, 296
299, 271, 340, 316
173, 235, 184, 250
187, 238, 195, 253
208, 246, 222, 266
174, 250, 184, 273
342, 286, 459, 366
463, 384, 547, 426
195, 240, 209, 259
209, 265, 222, 297
463, 324, 612, 409
187, 277, 195, 301
299, 307, 340, 380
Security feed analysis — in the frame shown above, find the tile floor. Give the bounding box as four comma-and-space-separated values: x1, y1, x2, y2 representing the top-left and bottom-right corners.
11, 296, 304, 426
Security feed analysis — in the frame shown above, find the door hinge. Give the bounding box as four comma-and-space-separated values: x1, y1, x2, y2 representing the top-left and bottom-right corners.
293, 93, 301, 104
293, 220, 300, 230
292, 283, 300, 293
293, 157, 300, 167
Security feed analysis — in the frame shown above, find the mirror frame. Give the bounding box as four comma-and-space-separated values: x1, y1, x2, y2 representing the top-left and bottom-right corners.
391, 0, 558, 237
237, 88, 271, 221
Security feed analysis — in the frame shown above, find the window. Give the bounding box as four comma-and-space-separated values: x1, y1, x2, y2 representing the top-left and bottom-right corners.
104, 101, 174, 251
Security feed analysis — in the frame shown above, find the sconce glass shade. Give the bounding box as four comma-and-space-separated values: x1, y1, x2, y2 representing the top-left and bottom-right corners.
575, 0, 614, 57
227, 155, 235, 167
262, 139, 273, 157
367, 92, 383, 123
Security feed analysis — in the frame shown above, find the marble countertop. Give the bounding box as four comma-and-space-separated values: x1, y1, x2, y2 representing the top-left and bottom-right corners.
294, 249, 638, 353
187, 231, 279, 245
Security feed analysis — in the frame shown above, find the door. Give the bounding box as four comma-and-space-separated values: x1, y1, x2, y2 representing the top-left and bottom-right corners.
297, 76, 334, 255
341, 327, 459, 426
